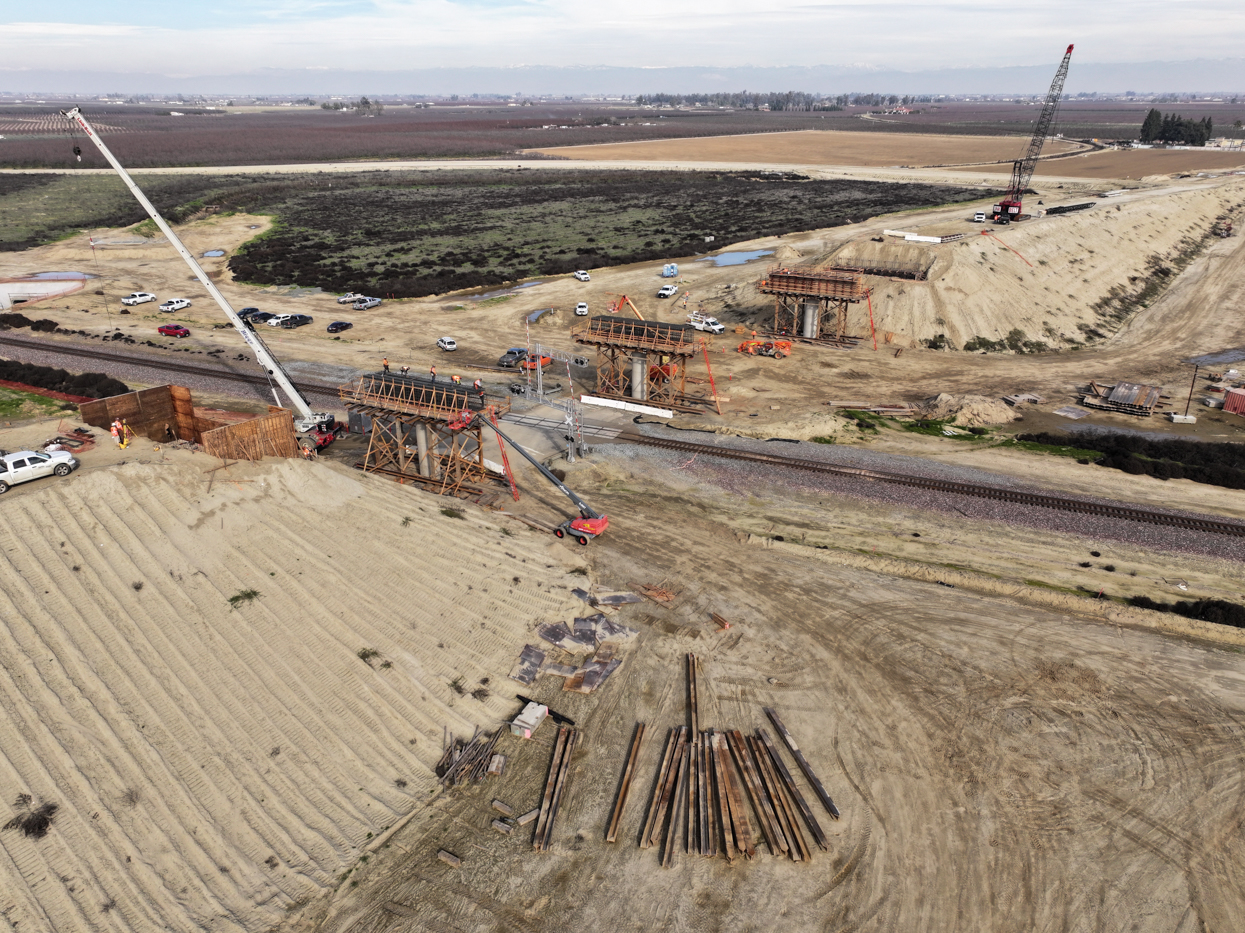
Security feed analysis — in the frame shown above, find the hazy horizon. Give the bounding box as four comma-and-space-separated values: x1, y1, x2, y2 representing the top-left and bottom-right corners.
4, 0, 1244, 97
2, 59, 1245, 99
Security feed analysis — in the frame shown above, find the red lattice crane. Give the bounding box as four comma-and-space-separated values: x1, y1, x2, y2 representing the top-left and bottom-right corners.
991, 44, 1074, 224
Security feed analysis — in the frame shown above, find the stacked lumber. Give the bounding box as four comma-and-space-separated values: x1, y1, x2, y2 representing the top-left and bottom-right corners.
616, 655, 839, 866
436, 731, 502, 788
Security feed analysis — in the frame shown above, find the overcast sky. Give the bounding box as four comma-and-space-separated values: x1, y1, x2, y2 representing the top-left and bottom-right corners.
3, 1, 1244, 92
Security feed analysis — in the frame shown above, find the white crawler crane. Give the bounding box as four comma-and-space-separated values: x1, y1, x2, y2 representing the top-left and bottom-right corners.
62, 107, 339, 441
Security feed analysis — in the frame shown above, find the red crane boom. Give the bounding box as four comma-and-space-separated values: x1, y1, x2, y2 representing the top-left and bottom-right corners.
992, 44, 1074, 224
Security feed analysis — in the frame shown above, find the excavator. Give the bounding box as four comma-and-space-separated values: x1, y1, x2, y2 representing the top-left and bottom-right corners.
61, 107, 342, 449
468, 414, 608, 545
991, 44, 1074, 224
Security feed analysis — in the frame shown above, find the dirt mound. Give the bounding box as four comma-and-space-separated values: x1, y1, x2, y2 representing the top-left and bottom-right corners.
919, 392, 1018, 426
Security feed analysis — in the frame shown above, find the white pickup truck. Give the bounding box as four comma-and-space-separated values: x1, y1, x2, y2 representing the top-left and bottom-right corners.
0, 449, 79, 494
686, 311, 725, 334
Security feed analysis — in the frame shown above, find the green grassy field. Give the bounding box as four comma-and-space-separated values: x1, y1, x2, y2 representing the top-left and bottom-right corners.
0, 387, 66, 420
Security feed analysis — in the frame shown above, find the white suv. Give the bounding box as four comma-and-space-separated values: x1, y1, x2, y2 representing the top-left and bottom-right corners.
574, 302, 589, 316
436, 336, 458, 351
0, 449, 79, 494
121, 292, 156, 306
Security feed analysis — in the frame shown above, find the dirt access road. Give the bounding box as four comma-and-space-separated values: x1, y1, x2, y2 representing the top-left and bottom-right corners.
308, 477, 1245, 933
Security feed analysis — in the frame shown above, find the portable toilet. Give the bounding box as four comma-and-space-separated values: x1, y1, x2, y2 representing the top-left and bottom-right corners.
662, 263, 678, 278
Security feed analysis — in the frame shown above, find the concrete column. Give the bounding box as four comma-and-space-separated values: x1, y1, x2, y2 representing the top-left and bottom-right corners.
802, 300, 820, 339
415, 423, 431, 477
631, 356, 648, 400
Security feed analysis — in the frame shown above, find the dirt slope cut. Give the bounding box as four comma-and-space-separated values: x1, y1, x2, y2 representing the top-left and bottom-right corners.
829, 180, 1245, 349
0, 456, 581, 932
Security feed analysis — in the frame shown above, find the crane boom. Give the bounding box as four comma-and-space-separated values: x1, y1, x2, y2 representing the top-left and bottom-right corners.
61, 107, 333, 432
476, 416, 602, 520
992, 44, 1073, 223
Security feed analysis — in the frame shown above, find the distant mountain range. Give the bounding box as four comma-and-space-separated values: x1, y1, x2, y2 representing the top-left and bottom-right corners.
3, 60, 1243, 98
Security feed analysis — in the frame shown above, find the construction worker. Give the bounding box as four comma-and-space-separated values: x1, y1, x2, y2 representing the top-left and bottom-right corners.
400, 365, 410, 376
472, 378, 482, 391
110, 418, 122, 448
451, 374, 462, 385
430, 365, 437, 381
382, 357, 390, 373
118, 420, 132, 450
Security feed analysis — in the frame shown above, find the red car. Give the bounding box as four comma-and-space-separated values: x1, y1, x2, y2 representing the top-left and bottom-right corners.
519, 353, 552, 370
158, 324, 190, 338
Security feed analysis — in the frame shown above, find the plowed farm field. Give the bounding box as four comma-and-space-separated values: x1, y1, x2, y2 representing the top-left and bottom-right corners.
529, 129, 1084, 168
532, 129, 1245, 178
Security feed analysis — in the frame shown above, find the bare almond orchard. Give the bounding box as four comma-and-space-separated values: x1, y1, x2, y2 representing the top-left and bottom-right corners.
1, 133, 1245, 933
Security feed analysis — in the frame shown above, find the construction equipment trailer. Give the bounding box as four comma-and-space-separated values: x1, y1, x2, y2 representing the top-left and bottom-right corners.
475, 416, 609, 545
61, 107, 341, 447
991, 44, 1074, 224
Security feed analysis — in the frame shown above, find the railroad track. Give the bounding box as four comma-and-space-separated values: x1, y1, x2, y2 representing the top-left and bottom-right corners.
0, 333, 341, 398
626, 433, 1245, 539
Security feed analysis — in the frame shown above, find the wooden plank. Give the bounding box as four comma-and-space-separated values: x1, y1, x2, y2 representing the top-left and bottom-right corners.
687, 653, 699, 737
697, 737, 717, 857
647, 727, 688, 849
516, 808, 540, 827
714, 732, 754, 858
492, 799, 514, 817
728, 730, 788, 855
640, 728, 678, 849
605, 722, 646, 843
538, 726, 577, 852
752, 735, 808, 862
685, 735, 697, 855
662, 744, 690, 868
436, 849, 461, 867
532, 725, 570, 849
758, 727, 828, 850
710, 732, 734, 862
764, 707, 840, 820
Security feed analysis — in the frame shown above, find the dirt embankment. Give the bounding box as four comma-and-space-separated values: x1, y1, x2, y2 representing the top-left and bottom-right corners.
0, 449, 586, 933
826, 181, 1245, 351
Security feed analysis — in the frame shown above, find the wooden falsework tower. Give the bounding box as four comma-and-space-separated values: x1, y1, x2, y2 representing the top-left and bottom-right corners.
338, 373, 510, 496
572, 315, 719, 413
756, 265, 867, 347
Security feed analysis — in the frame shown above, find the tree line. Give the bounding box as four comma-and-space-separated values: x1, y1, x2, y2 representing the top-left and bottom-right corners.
633, 92, 936, 111
1139, 108, 1214, 146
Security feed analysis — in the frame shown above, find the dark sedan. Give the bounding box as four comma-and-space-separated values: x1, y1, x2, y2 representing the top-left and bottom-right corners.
327, 321, 353, 334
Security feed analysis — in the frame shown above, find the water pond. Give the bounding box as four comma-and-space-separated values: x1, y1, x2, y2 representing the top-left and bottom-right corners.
695, 250, 774, 267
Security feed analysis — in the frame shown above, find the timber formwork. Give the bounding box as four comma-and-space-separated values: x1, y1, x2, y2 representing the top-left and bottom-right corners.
572, 315, 716, 413
756, 265, 867, 347
338, 372, 510, 496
